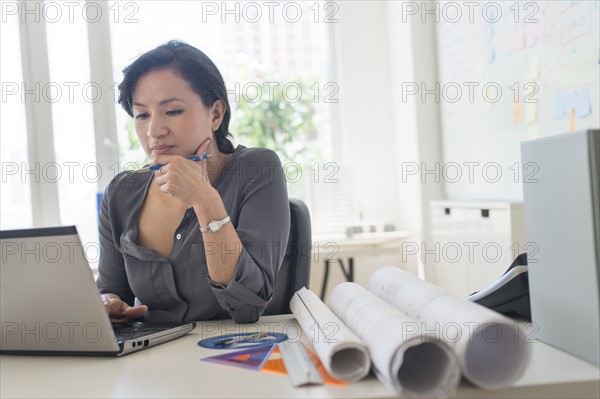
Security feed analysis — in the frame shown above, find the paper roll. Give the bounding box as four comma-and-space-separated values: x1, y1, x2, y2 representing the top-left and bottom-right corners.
329, 283, 460, 397
289, 287, 371, 381
367, 266, 531, 388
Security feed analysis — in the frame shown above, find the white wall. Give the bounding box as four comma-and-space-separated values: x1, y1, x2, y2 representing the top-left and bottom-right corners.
331, 2, 400, 226
311, 1, 446, 296
387, 1, 446, 247
331, 2, 444, 237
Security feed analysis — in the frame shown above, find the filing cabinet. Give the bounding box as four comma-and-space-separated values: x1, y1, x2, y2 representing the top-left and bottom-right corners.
425, 201, 525, 297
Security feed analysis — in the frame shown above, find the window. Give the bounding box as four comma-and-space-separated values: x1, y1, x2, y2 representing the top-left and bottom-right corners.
0, 13, 32, 229
45, 3, 98, 259
109, 1, 336, 236
3, 0, 339, 241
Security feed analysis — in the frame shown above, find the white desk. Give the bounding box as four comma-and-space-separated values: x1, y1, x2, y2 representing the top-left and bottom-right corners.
315, 231, 412, 299
1, 315, 599, 398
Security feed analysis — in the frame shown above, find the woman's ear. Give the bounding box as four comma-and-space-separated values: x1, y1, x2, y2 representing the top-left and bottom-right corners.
210, 100, 225, 131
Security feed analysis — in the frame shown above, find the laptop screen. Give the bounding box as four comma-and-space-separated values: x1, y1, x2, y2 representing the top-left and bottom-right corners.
0, 226, 120, 353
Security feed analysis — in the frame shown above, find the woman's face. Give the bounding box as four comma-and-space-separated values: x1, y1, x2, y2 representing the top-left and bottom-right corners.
131, 68, 222, 160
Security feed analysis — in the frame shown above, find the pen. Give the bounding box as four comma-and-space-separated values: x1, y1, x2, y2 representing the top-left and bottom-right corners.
214, 332, 269, 347
132, 154, 212, 173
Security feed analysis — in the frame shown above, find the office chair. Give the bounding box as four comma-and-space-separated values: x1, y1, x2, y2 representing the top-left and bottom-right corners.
263, 198, 312, 315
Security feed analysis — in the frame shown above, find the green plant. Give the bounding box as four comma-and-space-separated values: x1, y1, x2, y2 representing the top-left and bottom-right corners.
121, 118, 149, 169
229, 64, 322, 168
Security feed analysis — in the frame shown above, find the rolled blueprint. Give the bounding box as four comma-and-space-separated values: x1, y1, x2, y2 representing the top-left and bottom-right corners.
367, 266, 531, 388
289, 287, 371, 381
328, 283, 460, 398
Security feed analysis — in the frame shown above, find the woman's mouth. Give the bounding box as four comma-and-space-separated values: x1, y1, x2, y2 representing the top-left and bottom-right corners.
151, 145, 175, 155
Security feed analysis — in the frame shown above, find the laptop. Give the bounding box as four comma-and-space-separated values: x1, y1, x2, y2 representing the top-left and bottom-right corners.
0, 226, 196, 356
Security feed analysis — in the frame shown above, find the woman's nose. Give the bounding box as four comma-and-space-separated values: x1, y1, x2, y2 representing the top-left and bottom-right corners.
146, 116, 168, 138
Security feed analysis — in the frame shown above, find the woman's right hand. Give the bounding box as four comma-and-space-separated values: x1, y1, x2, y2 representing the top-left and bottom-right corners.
101, 293, 148, 322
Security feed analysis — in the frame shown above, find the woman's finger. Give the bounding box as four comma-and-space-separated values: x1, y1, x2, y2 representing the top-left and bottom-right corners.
195, 138, 211, 157
102, 294, 148, 320
122, 304, 149, 319
109, 303, 148, 322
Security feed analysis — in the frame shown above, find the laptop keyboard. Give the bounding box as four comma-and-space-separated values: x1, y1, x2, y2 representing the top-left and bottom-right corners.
112, 321, 186, 342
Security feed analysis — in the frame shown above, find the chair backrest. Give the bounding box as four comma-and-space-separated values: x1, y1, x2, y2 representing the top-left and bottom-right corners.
263, 198, 312, 315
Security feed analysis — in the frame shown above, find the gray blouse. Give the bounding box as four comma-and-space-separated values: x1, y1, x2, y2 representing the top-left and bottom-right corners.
96, 145, 290, 323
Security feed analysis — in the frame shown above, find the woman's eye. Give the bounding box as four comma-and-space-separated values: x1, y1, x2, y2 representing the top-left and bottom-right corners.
135, 113, 149, 120
166, 109, 183, 116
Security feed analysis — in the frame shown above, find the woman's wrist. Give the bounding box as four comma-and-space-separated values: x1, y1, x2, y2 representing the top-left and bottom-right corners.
192, 189, 228, 227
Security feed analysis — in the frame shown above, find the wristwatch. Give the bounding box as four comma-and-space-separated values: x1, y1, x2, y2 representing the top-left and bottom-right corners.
200, 215, 231, 233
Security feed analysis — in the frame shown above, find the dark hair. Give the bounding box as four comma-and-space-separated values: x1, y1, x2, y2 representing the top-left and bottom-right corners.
118, 40, 234, 153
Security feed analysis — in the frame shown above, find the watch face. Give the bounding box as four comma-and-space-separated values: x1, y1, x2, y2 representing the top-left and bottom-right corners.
208, 221, 220, 232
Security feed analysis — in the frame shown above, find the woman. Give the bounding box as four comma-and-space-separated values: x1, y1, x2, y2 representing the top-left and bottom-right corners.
97, 41, 290, 324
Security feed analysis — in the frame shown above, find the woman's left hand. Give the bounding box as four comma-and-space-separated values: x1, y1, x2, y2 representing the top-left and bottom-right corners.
152, 138, 215, 207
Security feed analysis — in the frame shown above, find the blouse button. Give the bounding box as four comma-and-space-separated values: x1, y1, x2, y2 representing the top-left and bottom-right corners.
176, 233, 182, 240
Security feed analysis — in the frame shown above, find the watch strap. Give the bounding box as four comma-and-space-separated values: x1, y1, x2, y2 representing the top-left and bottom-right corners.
200, 215, 231, 233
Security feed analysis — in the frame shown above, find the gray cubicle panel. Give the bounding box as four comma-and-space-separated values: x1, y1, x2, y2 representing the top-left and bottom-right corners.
521, 129, 600, 367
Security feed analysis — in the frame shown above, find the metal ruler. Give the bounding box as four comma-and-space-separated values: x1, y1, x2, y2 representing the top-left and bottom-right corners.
278, 341, 323, 387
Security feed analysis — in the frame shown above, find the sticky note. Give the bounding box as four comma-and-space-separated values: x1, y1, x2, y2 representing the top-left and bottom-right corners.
476, 57, 486, 80
485, 22, 494, 39
575, 87, 591, 118
564, 90, 577, 107
553, 92, 566, 119
485, 44, 495, 64
569, 108, 576, 132
514, 100, 522, 123
526, 56, 540, 81
526, 103, 538, 123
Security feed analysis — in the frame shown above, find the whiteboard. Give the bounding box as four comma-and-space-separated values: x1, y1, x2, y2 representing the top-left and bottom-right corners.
435, 1, 600, 201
